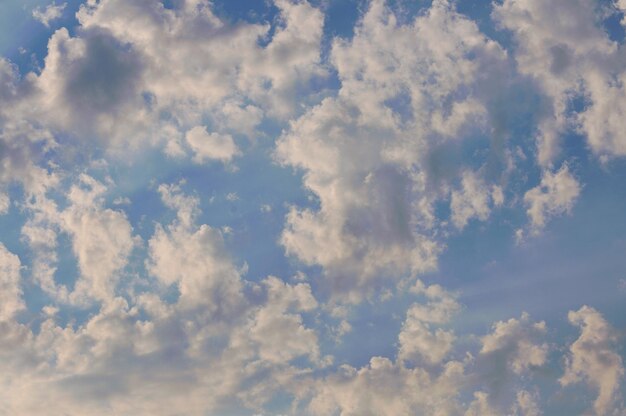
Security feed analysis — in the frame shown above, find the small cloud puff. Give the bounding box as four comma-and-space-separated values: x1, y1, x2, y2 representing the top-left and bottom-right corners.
32, 2, 66, 28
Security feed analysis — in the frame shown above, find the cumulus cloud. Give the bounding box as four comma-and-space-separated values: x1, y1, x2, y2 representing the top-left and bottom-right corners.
185, 126, 240, 164
0, 0, 625, 414
451, 171, 503, 229
511, 390, 542, 416
0, 0, 327, 173
148, 183, 243, 312
307, 357, 465, 416
0, 183, 324, 415
64, 0, 324, 146
60, 175, 135, 303
0, 58, 59, 196
493, 0, 626, 162
35, 26, 147, 144
16, 174, 134, 305
33, 2, 67, 28
480, 312, 549, 376
561, 306, 624, 415
462, 313, 550, 413
306, 306, 556, 416
276, 0, 512, 301
465, 391, 499, 416
398, 281, 460, 364
524, 164, 580, 231
0, 244, 24, 321
0, 192, 9, 214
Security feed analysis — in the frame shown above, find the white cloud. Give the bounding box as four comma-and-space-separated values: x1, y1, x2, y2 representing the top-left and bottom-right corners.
524, 165, 580, 231
480, 312, 549, 375
511, 390, 542, 416
398, 281, 459, 365
0, 192, 9, 214
147, 184, 242, 312
226, 192, 239, 202
493, 0, 626, 163
35, 27, 147, 144
0, 1, 625, 415
235, 276, 321, 365
41, 0, 325, 152
276, 0, 510, 301
60, 175, 135, 303
560, 306, 624, 415
0, 58, 59, 197
465, 391, 499, 416
450, 171, 500, 230
0, 185, 325, 415
398, 310, 456, 365
307, 357, 465, 416
0, 244, 24, 321
469, 313, 549, 413
185, 126, 240, 164
408, 280, 461, 324
32, 2, 67, 28
157, 181, 199, 228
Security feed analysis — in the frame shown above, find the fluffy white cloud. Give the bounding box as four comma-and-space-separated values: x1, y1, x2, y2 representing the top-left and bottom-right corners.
524, 164, 580, 231
480, 312, 548, 375
185, 126, 240, 164
493, 0, 626, 163
17, 174, 134, 304
32, 2, 67, 27
465, 391, 499, 416
148, 184, 243, 312
0, 59, 59, 196
0, 244, 24, 321
234, 276, 321, 366
398, 282, 459, 365
276, 0, 511, 301
61, 175, 135, 303
0, 192, 9, 214
0, 184, 324, 416
62, 0, 324, 146
307, 357, 465, 416
467, 389, 541, 416
470, 313, 549, 413
0, 0, 326, 178
511, 390, 542, 416
35, 26, 147, 144
451, 171, 503, 230
398, 307, 456, 365
560, 306, 624, 415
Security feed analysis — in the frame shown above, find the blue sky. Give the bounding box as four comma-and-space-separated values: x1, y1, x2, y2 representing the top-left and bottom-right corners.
1, 0, 626, 415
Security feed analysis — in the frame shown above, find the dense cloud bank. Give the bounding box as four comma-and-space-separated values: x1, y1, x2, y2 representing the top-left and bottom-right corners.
1, 0, 626, 414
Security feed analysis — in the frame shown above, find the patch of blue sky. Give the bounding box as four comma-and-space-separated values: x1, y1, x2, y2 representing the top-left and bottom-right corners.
326, 296, 408, 366
438, 155, 626, 334
319, 0, 367, 41
211, 0, 278, 25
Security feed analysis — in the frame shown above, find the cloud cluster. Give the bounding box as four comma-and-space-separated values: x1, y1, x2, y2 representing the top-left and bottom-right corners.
0, 0, 624, 414
276, 0, 515, 301
494, 0, 626, 163
0, 184, 326, 415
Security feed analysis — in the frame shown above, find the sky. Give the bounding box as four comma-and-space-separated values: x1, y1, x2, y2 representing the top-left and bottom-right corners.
0, 0, 626, 415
